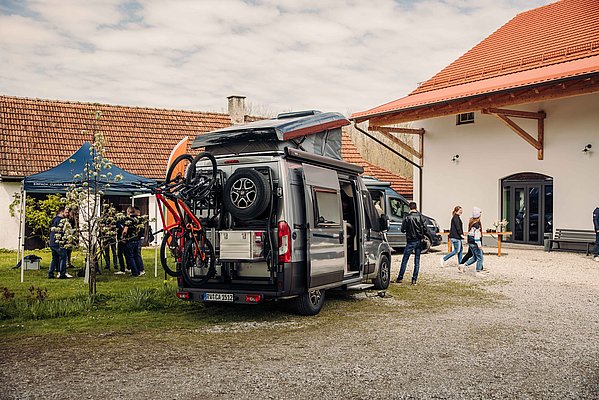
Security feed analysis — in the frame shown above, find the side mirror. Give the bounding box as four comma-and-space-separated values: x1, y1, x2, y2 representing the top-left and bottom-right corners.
379, 215, 389, 231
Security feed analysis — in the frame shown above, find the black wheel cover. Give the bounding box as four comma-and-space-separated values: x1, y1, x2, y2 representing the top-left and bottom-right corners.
223, 169, 271, 220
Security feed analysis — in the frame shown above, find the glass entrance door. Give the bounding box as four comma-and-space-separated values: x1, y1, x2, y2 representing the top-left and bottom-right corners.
502, 173, 552, 245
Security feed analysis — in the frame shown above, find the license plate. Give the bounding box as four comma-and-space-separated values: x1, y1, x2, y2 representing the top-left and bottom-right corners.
203, 292, 234, 302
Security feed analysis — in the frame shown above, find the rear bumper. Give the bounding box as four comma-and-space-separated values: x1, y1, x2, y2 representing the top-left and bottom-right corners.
178, 288, 283, 304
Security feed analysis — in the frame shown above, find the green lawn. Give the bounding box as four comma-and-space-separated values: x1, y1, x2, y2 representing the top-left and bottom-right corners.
0, 248, 500, 340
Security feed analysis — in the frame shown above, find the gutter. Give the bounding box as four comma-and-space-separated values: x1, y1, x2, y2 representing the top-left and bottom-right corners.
352, 122, 424, 211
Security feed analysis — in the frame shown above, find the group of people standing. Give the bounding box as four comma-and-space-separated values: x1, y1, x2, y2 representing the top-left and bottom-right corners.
48, 204, 151, 279
441, 205, 485, 272
101, 205, 150, 277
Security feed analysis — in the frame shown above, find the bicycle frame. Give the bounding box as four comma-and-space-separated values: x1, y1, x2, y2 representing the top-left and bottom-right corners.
155, 191, 209, 277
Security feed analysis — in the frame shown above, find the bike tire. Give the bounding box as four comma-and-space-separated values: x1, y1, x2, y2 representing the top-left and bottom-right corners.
160, 229, 183, 277
181, 233, 216, 286
165, 154, 194, 184
186, 152, 217, 198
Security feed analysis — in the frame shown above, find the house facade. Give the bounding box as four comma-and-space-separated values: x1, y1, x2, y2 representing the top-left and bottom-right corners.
352, 0, 599, 245
0, 95, 412, 250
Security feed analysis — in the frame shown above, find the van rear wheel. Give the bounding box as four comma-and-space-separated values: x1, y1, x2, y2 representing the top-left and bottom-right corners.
295, 289, 325, 316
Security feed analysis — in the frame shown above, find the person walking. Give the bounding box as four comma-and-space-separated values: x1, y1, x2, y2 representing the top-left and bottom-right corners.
441, 206, 464, 267
396, 202, 427, 285
48, 207, 72, 279
460, 207, 484, 273
593, 206, 599, 262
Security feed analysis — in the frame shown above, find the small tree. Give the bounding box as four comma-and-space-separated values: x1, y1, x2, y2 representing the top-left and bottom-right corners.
60, 111, 123, 296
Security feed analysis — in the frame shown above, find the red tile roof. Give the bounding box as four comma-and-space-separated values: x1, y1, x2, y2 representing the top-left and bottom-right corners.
352, 0, 599, 120
341, 132, 413, 198
0, 96, 233, 179
1, 96, 413, 197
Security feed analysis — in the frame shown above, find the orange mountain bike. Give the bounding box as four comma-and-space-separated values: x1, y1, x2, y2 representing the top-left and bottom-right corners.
155, 152, 218, 286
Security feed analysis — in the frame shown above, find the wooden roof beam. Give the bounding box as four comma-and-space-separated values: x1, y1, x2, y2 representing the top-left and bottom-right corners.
368, 125, 424, 166
482, 108, 546, 160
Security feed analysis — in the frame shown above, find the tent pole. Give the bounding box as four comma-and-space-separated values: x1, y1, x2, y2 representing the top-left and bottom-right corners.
16, 185, 23, 267
20, 190, 26, 283
154, 197, 158, 278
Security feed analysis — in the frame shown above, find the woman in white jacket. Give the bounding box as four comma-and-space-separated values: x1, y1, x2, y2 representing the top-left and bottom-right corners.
460, 207, 484, 273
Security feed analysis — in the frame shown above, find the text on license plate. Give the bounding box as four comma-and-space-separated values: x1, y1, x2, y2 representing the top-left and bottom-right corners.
203, 292, 234, 302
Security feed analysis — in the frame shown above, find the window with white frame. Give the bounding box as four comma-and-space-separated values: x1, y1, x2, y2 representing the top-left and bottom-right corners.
456, 112, 475, 125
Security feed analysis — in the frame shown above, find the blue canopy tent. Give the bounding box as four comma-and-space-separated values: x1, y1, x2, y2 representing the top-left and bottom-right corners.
23, 142, 156, 194
18, 142, 157, 282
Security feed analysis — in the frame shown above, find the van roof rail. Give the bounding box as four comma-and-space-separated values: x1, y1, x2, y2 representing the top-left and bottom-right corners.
277, 110, 321, 119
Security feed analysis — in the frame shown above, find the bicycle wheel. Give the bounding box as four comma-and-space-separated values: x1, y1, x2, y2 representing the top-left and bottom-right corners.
186, 152, 217, 198
181, 233, 216, 285
165, 154, 193, 185
160, 228, 183, 277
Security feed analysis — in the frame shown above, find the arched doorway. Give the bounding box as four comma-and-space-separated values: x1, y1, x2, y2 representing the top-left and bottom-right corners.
501, 173, 553, 245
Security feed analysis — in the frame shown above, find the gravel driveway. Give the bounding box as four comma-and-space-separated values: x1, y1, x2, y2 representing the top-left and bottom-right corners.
1, 246, 598, 399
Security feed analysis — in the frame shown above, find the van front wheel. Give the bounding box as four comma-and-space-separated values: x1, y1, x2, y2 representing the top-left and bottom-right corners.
373, 255, 390, 290
295, 289, 325, 316
420, 236, 432, 254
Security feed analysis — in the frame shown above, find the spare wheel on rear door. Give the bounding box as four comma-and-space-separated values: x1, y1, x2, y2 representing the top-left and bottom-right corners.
223, 168, 271, 220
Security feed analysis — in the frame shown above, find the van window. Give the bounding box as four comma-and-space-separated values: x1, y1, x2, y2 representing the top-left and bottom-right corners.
313, 188, 341, 226
389, 197, 409, 219
362, 191, 381, 231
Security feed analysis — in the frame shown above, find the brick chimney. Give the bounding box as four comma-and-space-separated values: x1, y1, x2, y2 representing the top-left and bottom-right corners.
227, 95, 246, 125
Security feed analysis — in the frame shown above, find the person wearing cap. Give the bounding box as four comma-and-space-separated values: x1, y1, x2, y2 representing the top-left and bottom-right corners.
396, 201, 427, 285
460, 207, 484, 273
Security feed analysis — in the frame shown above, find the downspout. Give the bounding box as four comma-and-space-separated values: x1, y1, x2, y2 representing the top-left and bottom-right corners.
352, 122, 423, 211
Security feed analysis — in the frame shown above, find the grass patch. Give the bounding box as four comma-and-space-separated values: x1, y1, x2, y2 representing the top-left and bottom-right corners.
0, 249, 504, 341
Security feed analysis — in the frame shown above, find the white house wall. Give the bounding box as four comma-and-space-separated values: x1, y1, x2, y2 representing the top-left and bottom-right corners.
414, 91, 599, 234
0, 182, 23, 250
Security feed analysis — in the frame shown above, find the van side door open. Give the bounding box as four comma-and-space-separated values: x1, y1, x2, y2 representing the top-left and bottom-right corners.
302, 164, 345, 288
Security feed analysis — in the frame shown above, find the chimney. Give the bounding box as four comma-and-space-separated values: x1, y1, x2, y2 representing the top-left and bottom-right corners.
227, 95, 246, 125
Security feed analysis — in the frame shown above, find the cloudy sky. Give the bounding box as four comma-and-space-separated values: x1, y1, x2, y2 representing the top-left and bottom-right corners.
0, 0, 553, 115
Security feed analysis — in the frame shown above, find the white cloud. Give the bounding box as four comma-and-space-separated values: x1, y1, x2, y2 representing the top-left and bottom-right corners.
0, 0, 554, 114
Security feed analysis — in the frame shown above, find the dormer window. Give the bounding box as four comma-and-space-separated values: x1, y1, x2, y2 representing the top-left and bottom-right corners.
456, 112, 475, 125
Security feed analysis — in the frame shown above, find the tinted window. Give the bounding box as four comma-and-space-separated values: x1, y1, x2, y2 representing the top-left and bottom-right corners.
362, 191, 380, 231
389, 198, 409, 219
313, 189, 341, 226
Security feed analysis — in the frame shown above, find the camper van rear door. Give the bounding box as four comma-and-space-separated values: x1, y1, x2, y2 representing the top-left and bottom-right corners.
302, 164, 345, 288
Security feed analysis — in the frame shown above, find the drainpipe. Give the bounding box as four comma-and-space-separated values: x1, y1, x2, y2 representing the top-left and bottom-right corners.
352, 122, 423, 211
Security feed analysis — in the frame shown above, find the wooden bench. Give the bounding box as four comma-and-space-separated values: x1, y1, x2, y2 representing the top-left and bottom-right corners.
548, 229, 597, 255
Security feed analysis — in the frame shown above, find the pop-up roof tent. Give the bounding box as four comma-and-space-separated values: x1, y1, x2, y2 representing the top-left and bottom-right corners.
18, 142, 156, 282
191, 110, 350, 159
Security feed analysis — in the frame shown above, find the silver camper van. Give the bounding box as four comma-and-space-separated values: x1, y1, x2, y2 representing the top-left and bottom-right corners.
175, 111, 392, 315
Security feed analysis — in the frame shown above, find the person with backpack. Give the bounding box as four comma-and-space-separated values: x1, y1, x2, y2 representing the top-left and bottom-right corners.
460, 207, 485, 273
396, 202, 427, 285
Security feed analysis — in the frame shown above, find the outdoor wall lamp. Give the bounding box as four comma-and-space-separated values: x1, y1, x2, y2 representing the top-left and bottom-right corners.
451, 154, 460, 162
582, 144, 592, 153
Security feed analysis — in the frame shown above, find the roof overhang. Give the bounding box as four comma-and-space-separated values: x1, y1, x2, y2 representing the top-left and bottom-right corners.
352, 54, 599, 125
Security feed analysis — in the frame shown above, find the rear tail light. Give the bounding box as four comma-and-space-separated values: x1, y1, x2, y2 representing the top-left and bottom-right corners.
177, 291, 190, 299
278, 220, 291, 263
245, 294, 262, 303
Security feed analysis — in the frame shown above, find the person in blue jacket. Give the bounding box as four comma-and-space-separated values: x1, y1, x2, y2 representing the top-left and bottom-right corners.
593, 206, 599, 262
48, 207, 71, 279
